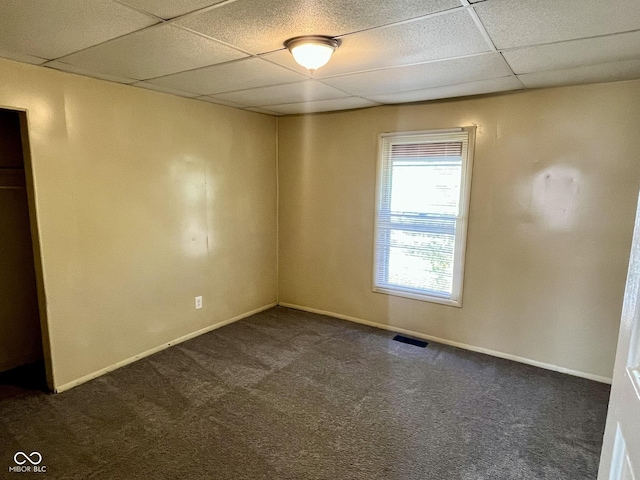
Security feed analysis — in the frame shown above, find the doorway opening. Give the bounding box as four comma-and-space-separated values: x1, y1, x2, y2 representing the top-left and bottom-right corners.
0, 107, 49, 391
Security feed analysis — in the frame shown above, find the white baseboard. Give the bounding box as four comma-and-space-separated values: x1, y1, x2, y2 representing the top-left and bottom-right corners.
279, 302, 613, 385
54, 302, 277, 393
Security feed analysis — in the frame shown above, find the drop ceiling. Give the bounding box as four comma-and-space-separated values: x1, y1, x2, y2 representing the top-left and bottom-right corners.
1, 0, 640, 115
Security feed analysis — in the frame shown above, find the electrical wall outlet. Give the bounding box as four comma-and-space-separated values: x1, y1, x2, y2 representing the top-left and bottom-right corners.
195, 296, 203, 309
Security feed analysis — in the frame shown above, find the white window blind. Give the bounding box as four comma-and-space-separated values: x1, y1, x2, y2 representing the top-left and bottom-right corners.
373, 128, 474, 307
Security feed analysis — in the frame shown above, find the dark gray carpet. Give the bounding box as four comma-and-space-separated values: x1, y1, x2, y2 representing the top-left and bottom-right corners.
0, 306, 610, 479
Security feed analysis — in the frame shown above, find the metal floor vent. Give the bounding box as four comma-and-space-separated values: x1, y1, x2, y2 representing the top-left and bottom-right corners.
393, 335, 428, 348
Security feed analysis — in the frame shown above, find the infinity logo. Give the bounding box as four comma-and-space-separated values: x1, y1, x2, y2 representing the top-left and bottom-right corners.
13, 451, 42, 465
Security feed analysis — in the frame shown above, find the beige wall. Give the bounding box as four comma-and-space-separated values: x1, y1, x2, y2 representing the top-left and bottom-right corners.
278, 80, 640, 380
3, 54, 636, 388
0, 58, 277, 390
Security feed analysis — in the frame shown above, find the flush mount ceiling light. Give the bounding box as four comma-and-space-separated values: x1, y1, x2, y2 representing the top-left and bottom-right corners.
284, 35, 341, 72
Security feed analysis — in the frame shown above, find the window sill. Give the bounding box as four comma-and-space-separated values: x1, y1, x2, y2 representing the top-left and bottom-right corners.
372, 286, 462, 307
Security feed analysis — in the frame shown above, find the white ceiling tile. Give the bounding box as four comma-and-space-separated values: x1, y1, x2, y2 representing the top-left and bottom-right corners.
322, 53, 513, 96
364, 76, 523, 104
3, 0, 638, 113
0, 0, 158, 59
58, 24, 247, 80
212, 81, 349, 107
503, 31, 640, 75
517, 59, 640, 89
118, 0, 226, 19
196, 96, 247, 108
0, 48, 47, 65
133, 81, 200, 98
44, 60, 138, 84
263, 10, 490, 78
176, 0, 461, 54
148, 57, 307, 95
244, 107, 282, 116
475, 0, 640, 49
266, 97, 380, 115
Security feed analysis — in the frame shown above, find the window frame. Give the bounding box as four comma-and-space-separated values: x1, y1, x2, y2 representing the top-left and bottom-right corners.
372, 127, 476, 307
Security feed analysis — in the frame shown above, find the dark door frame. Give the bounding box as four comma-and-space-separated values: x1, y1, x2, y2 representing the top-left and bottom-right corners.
2, 105, 54, 391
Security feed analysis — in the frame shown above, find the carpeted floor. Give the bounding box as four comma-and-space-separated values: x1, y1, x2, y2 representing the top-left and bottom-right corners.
0, 307, 610, 479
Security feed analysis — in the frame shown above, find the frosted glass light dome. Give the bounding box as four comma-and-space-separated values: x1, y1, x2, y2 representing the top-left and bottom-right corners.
285, 36, 340, 72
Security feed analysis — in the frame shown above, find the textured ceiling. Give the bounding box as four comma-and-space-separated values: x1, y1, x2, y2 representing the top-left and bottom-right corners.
1, 0, 640, 115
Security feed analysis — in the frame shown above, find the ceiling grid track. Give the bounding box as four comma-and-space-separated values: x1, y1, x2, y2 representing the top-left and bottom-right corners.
0, 0, 636, 113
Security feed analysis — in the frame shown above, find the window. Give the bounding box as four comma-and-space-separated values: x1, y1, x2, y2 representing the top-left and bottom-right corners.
373, 128, 475, 307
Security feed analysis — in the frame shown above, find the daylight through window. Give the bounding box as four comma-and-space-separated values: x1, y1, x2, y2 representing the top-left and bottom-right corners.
373, 128, 475, 307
